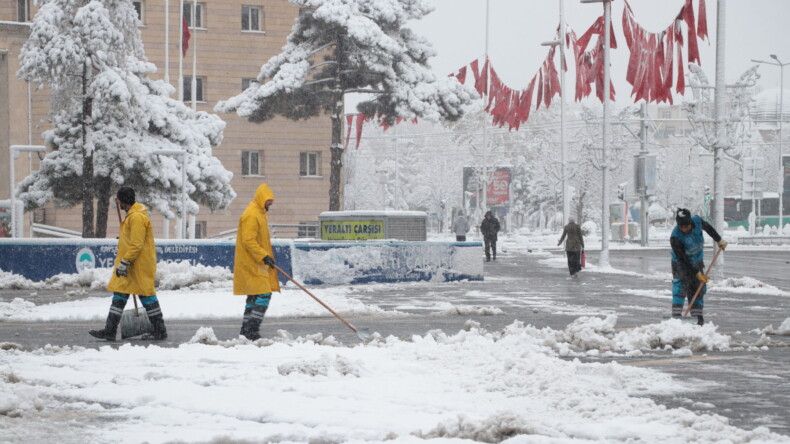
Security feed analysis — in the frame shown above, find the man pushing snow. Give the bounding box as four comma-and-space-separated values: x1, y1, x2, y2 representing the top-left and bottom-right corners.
670, 208, 727, 325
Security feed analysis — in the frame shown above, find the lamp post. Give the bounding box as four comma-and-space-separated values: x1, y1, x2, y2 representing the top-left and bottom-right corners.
580, 0, 612, 267
751, 54, 788, 233
8, 145, 46, 238
542, 0, 568, 226
153, 149, 187, 238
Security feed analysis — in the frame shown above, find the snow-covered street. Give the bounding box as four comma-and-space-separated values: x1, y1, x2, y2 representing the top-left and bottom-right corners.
2, 237, 789, 443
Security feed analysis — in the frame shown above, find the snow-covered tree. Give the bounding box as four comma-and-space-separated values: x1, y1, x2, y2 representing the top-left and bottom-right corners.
17, 0, 235, 237
215, 0, 475, 211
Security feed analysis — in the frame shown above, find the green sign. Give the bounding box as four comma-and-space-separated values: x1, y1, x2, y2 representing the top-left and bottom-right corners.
321, 221, 384, 240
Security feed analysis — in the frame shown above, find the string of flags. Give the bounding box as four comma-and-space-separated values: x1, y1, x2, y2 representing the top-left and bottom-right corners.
346, 0, 708, 149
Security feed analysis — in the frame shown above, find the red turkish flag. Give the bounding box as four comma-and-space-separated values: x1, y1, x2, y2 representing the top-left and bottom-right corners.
182, 17, 191, 57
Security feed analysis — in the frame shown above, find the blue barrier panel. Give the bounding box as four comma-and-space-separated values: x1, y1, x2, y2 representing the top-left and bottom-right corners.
292, 241, 483, 285
0, 239, 292, 283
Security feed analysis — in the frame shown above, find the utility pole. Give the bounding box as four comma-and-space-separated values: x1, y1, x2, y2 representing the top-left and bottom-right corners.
639, 103, 648, 246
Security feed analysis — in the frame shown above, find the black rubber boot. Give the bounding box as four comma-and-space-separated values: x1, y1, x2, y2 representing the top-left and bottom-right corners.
89, 296, 127, 341
141, 301, 167, 340
241, 296, 269, 340
697, 315, 704, 326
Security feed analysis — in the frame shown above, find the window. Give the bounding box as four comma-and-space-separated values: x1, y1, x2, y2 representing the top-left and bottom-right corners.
194, 221, 207, 239
298, 222, 318, 238
17, 0, 30, 22
132, 1, 144, 22
242, 6, 262, 31
242, 150, 262, 176
661, 110, 672, 119
32, 208, 46, 224
183, 2, 204, 28
183, 76, 205, 102
300, 152, 320, 176
242, 78, 258, 91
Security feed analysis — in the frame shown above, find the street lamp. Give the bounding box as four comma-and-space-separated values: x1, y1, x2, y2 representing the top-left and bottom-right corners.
8, 145, 46, 238
152, 149, 188, 239
542, 0, 568, 226
751, 54, 788, 233
580, 0, 612, 267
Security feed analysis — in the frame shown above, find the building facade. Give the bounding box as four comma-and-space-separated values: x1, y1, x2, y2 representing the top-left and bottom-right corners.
1, 0, 332, 239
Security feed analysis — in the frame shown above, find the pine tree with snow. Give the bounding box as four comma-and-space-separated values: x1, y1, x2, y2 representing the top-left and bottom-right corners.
17, 0, 235, 238
215, 0, 475, 211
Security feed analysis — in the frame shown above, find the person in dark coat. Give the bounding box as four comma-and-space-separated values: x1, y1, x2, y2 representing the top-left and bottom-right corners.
480, 210, 500, 261
557, 217, 585, 276
670, 208, 728, 325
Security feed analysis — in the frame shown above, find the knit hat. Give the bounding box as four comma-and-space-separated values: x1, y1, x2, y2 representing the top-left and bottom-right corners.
675, 208, 692, 226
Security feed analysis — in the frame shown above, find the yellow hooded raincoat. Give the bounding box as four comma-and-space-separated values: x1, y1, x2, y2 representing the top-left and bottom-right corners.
107, 202, 157, 296
233, 184, 281, 295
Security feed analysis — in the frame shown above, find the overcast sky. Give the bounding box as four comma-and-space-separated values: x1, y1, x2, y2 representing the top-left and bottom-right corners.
411, 0, 790, 105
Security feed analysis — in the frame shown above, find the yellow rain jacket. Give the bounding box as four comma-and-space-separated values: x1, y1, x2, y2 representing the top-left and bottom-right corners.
107, 202, 157, 296
233, 184, 280, 295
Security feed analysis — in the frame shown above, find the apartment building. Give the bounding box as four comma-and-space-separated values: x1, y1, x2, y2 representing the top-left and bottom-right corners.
1, 0, 332, 239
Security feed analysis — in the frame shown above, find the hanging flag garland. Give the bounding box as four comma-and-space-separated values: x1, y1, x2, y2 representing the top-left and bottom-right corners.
622, 0, 708, 104
347, 0, 710, 146
569, 15, 618, 103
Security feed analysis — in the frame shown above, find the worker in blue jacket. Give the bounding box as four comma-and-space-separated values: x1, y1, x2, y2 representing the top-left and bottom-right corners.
670, 208, 728, 325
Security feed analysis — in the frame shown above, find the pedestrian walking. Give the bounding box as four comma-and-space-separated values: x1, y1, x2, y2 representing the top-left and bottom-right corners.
480, 210, 501, 261
234, 183, 280, 340
557, 217, 585, 277
90, 187, 167, 341
670, 208, 728, 325
452, 214, 470, 241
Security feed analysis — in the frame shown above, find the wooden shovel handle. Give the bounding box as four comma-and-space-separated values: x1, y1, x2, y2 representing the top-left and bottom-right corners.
683, 246, 723, 317
272, 264, 359, 333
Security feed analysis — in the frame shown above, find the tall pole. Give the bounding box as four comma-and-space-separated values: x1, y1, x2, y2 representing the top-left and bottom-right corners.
713, 0, 726, 237
181, 155, 187, 239
711, 0, 727, 276
481, 0, 490, 217
779, 62, 784, 234
600, 0, 611, 267
191, 0, 197, 112
559, 0, 569, 225
164, 0, 169, 84
178, 0, 184, 102
639, 103, 648, 246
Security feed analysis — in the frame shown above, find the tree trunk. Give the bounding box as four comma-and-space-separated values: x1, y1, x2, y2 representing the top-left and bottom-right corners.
81, 61, 95, 238
95, 179, 111, 238
328, 105, 343, 211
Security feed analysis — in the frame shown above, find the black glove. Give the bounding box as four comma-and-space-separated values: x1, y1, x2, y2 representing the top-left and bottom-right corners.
263, 256, 275, 267
116, 259, 131, 277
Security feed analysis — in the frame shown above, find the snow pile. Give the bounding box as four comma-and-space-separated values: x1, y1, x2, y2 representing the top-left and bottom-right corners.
712, 276, 790, 297
0, 286, 394, 322
0, 261, 233, 291
761, 318, 790, 336
516, 315, 731, 357
0, 322, 784, 443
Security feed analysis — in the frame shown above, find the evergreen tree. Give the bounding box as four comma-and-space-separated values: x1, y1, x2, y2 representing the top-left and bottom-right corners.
17, 0, 235, 237
216, 0, 475, 211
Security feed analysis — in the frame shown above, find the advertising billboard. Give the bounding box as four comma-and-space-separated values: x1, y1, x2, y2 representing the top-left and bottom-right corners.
463, 166, 512, 208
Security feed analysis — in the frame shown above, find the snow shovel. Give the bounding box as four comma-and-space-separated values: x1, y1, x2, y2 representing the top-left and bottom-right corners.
682, 246, 724, 319
272, 264, 372, 341
120, 294, 155, 339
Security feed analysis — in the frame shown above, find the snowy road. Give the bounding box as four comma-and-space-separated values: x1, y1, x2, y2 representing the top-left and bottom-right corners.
1, 247, 789, 442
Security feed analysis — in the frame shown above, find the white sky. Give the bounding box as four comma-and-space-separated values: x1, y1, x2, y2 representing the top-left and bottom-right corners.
411, 0, 790, 103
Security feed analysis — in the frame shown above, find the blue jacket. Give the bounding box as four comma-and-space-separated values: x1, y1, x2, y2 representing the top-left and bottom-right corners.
670, 215, 721, 272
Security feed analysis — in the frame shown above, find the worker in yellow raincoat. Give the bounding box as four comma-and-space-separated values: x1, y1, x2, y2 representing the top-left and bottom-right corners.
89, 187, 167, 341
234, 183, 280, 340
